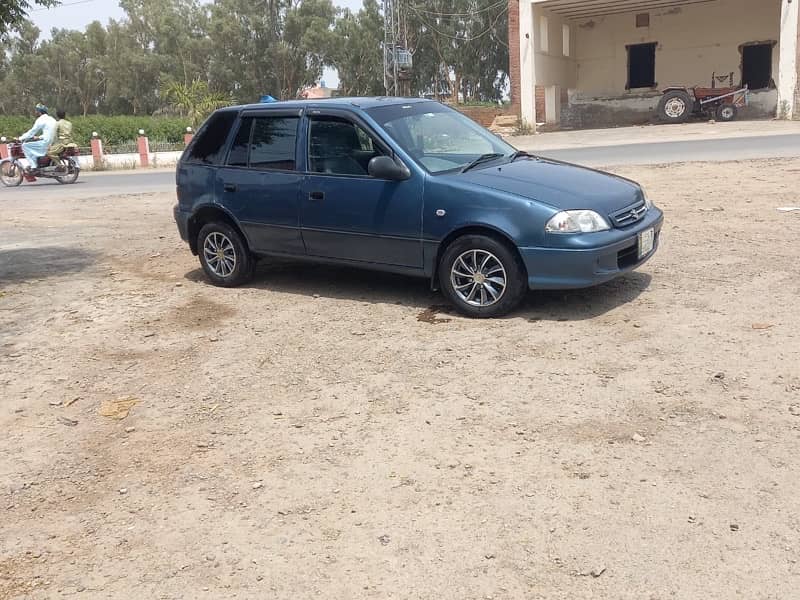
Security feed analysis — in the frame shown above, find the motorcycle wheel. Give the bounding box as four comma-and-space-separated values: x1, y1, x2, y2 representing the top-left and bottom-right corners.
1, 162, 24, 187
55, 158, 79, 184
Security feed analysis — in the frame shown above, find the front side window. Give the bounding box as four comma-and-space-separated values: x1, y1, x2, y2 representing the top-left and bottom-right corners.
225, 116, 299, 171
308, 117, 384, 176
367, 102, 514, 174
186, 110, 237, 165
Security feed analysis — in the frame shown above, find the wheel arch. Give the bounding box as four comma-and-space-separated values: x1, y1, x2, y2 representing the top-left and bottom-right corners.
188, 204, 250, 255
430, 225, 527, 291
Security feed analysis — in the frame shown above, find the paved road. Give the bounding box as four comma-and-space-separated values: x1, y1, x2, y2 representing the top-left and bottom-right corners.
532, 133, 800, 167
3, 133, 798, 198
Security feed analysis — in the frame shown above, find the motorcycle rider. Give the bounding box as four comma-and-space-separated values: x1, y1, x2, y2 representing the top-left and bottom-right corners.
48, 109, 75, 163
18, 103, 57, 173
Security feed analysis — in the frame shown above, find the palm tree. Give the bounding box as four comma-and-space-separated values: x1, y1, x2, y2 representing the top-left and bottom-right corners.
161, 79, 231, 128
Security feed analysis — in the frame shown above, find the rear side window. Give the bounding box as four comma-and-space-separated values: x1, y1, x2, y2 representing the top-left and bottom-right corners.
186, 111, 237, 165
227, 118, 252, 167
224, 116, 298, 171
249, 117, 298, 170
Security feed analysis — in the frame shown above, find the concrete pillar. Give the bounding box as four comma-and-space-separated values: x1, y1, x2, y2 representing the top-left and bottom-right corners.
137, 130, 150, 167
777, 0, 799, 119
508, 0, 521, 115
519, 0, 536, 128
90, 134, 104, 169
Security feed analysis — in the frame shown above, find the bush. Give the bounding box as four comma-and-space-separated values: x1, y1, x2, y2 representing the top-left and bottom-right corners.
0, 115, 192, 147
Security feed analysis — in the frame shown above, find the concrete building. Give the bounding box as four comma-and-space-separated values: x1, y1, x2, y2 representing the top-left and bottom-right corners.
509, 0, 800, 128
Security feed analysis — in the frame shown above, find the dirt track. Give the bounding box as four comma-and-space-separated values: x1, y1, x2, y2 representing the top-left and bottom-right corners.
1, 159, 799, 599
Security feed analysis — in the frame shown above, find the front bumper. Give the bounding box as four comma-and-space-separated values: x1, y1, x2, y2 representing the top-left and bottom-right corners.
519, 210, 664, 290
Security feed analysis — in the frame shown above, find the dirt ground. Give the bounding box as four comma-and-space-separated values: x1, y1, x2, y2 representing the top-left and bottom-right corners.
1, 158, 799, 600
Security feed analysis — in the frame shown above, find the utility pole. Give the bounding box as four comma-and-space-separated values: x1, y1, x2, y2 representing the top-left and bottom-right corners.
383, 0, 412, 96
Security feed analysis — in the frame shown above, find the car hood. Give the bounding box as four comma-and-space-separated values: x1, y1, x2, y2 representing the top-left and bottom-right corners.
455, 157, 643, 214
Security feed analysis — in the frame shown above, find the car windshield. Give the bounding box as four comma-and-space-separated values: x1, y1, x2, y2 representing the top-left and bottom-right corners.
366, 102, 516, 174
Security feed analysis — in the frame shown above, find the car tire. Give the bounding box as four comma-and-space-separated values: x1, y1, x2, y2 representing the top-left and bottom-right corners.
197, 221, 254, 287
657, 90, 693, 123
438, 234, 527, 318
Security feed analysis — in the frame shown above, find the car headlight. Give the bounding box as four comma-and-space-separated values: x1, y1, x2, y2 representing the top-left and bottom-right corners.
642, 188, 653, 210
545, 210, 611, 233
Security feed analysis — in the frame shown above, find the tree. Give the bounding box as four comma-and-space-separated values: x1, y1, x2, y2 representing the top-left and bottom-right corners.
408, 0, 509, 103
0, 0, 512, 117
161, 79, 231, 127
329, 0, 384, 97
0, 0, 57, 39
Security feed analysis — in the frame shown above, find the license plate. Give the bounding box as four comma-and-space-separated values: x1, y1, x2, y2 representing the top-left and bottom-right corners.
638, 228, 654, 258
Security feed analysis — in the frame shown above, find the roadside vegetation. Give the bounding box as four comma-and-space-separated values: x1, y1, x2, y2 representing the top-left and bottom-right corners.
0, 0, 511, 126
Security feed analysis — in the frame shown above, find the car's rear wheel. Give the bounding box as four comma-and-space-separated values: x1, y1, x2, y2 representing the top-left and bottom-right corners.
197, 221, 254, 287
438, 234, 527, 318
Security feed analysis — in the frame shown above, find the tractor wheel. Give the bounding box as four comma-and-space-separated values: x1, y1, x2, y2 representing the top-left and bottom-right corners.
657, 90, 693, 124
715, 104, 738, 122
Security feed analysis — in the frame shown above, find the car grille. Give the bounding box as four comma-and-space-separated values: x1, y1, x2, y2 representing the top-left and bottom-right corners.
610, 200, 647, 228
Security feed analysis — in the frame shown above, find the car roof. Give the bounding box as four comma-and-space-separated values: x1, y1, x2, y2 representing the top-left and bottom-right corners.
218, 97, 435, 112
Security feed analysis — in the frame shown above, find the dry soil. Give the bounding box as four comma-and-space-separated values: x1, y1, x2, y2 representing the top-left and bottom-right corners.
1, 159, 799, 599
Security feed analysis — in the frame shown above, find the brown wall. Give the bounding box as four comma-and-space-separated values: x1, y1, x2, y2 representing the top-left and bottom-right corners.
451, 105, 516, 127
535, 86, 546, 122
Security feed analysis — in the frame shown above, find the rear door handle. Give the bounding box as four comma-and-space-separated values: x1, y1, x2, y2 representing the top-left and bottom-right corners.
224, 183, 238, 192
309, 191, 324, 201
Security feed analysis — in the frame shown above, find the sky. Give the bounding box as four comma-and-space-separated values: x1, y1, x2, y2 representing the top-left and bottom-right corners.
28, 0, 367, 89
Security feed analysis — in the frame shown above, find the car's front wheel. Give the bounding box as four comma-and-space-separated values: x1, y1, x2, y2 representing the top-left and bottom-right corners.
438, 234, 527, 318
197, 221, 254, 287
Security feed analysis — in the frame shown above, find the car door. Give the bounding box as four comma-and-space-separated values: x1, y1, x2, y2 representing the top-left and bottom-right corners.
299, 111, 424, 269
216, 110, 305, 255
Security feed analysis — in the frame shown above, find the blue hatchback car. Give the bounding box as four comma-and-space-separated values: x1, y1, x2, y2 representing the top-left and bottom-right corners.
174, 98, 663, 317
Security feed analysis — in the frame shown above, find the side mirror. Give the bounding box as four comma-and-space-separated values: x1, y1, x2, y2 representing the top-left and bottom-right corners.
368, 156, 410, 181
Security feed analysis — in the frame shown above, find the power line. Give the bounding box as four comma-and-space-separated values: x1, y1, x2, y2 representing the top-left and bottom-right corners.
408, 0, 507, 18
410, 4, 508, 43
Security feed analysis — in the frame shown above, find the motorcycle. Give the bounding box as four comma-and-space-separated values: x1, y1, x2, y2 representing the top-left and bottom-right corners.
0, 138, 80, 187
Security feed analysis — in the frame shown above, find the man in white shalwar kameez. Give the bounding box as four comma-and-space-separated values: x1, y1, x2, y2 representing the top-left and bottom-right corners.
18, 103, 57, 172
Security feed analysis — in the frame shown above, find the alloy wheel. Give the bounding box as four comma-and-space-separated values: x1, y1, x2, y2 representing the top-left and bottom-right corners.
450, 249, 507, 307
203, 231, 237, 278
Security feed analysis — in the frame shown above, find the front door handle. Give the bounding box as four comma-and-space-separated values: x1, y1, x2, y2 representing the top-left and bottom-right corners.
309, 191, 325, 201
224, 183, 238, 192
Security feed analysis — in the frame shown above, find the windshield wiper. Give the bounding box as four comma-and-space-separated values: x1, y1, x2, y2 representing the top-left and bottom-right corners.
509, 150, 536, 162
461, 153, 505, 173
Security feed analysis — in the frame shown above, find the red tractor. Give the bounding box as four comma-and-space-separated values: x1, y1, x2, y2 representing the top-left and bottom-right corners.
657, 72, 748, 124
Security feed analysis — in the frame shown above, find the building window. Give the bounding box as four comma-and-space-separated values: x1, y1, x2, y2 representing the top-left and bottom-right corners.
627, 42, 657, 89
562, 24, 570, 56
636, 13, 650, 28
539, 15, 549, 52
741, 43, 773, 90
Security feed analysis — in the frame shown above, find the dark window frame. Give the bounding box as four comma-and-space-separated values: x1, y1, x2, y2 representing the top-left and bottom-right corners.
740, 41, 775, 91
626, 42, 658, 90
